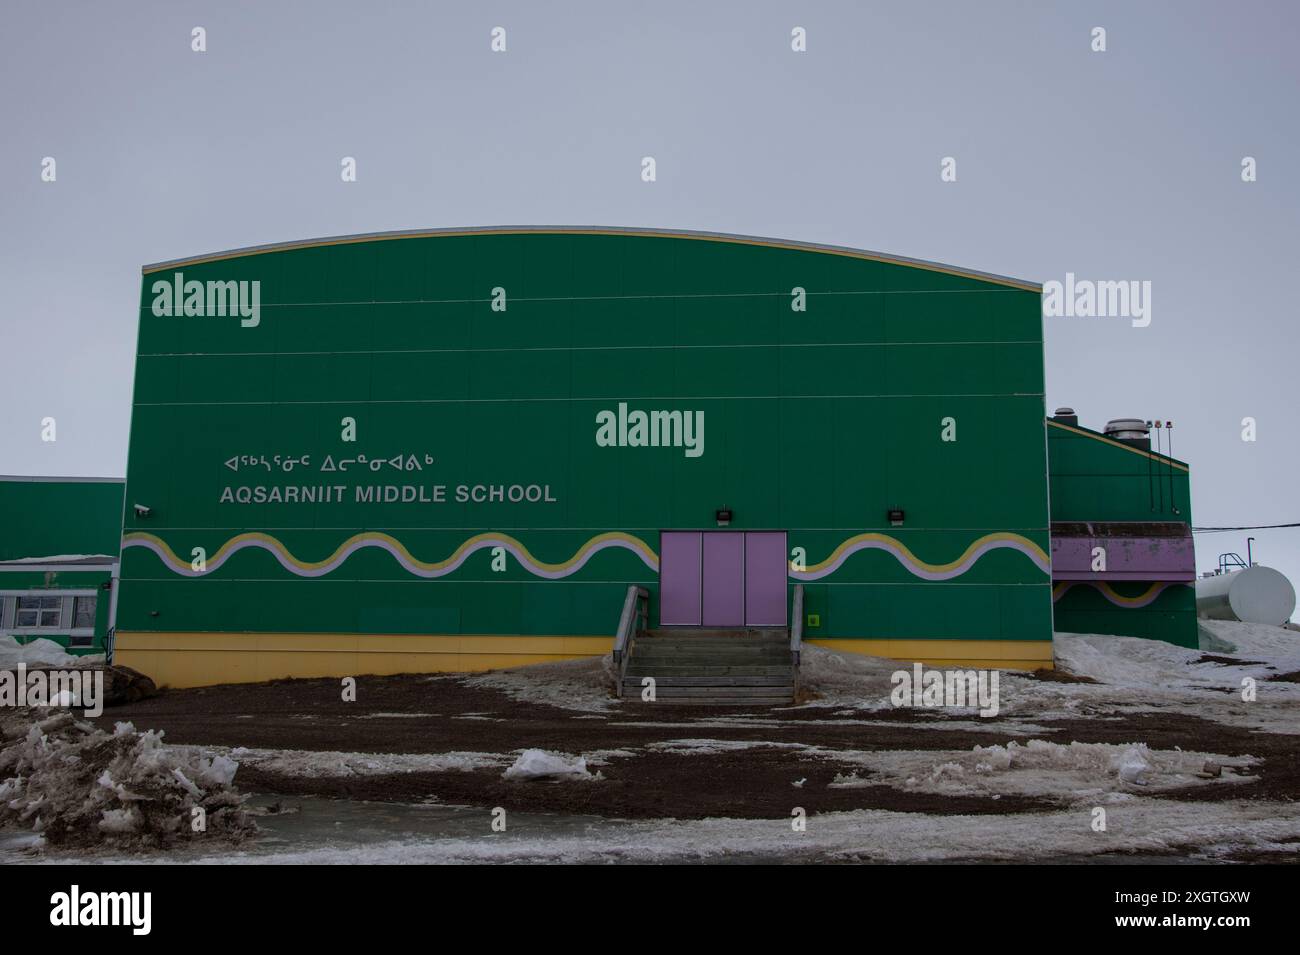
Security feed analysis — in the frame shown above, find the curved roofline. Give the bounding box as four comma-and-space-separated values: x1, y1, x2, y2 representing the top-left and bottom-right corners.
141, 226, 1041, 291
0, 474, 124, 484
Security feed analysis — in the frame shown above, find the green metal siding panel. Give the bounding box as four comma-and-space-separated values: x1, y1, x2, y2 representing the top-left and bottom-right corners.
1047, 424, 1191, 526
1053, 582, 1198, 648
0, 480, 124, 561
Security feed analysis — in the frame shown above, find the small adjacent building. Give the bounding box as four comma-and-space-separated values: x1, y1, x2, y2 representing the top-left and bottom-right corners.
1047, 412, 1197, 648
0, 475, 125, 658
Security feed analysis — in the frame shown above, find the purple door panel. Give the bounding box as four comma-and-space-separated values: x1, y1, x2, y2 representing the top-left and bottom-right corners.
744, 532, 788, 626
659, 532, 702, 626
702, 533, 745, 627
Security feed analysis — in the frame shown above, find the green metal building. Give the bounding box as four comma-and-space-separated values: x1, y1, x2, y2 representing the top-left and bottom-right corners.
0, 475, 124, 658
1046, 412, 1197, 647
115, 227, 1065, 686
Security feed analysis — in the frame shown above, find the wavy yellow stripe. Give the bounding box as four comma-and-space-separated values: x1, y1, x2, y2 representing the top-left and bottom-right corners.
122, 530, 659, 579
796, 531, 1050, 581
1053, 580, 1176, 608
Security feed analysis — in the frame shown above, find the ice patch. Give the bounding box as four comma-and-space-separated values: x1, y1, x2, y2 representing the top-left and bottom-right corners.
828, 739, 1256, 801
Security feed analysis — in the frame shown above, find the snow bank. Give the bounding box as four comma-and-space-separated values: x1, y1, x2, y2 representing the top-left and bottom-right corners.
465, 653, 616, 713
0, 713, 253, 849
1201, 619, 1300, 669
0, 635, 103, 668
502, 749, 598, 781
979, 623, 1300, 734
796, 645, 901, 709
1054, 633, 1219, 688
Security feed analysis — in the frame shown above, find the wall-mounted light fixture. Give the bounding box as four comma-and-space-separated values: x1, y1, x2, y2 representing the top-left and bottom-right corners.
887, 507, 905, 527
715, 507, 733, 527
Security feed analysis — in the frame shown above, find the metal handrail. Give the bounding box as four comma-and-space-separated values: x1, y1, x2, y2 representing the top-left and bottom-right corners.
613, 585, 649, 695
790, 584, 804, 667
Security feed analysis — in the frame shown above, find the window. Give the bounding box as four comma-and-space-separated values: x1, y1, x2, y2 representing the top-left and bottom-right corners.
73, 595, 97, 629
15, 595, 62, 629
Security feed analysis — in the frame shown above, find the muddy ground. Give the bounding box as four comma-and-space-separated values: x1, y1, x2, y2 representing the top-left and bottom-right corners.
85, 672, 1300, 825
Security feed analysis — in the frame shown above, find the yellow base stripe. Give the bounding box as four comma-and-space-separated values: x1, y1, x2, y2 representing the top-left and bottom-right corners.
115, 632, 612, 689
116, 632, 1054, 687
806, 638, 1054, 671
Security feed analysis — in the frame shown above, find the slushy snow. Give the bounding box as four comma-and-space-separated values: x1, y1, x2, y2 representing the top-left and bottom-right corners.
0, 635, 104, 668
502, 749, 598, 781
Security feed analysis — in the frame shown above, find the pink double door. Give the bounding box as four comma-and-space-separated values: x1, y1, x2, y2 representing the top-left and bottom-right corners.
659, 531, 788, 628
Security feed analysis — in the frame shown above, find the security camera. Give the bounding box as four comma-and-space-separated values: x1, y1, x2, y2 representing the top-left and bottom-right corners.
133, 503, 152, 518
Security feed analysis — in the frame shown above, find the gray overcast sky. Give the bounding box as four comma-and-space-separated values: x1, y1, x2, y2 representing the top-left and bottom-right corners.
2, 1, 1297, 610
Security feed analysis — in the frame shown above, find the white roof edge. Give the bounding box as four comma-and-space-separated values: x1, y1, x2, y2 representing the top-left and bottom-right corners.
140, 225, 1042, 290
0, 475, 124, 484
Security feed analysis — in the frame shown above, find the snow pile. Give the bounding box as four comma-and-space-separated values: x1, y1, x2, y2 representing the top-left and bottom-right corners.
502, 749, 599, 781
829, 739, 1255, 801
0, 712, 253, 849
224, 746, 510, 778
0, 635, 103, 668
959, 622, 1300, 733
465, 653, 616, 713
1203, 619, 1300, 671
1054, 633, 1224, 689
795, 645, 906, 709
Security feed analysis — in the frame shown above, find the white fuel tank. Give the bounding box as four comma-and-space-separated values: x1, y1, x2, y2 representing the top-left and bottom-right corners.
1195, 565, 1296, 625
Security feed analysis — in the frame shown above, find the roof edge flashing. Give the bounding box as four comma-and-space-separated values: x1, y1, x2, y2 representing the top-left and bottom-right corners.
140, 226, 1041, 291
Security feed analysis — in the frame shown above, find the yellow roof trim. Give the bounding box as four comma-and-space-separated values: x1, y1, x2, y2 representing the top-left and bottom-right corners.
141, 226, 1041, 291
1047, 418, 1189, 472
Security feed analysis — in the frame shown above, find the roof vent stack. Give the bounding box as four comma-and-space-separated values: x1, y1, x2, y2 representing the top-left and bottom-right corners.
1104, 418, 1151, 451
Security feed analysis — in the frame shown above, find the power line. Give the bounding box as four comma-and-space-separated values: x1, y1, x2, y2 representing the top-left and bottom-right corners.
1192, 523, 1300, 533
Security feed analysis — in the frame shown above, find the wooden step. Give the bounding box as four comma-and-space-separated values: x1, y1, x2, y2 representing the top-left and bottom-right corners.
621, 684, 794, 701
622, 675, 793, 687
643, 628, 787, 640
618, 626, 798, 705
631, 643, 792, 655
624, 664, 794, 677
